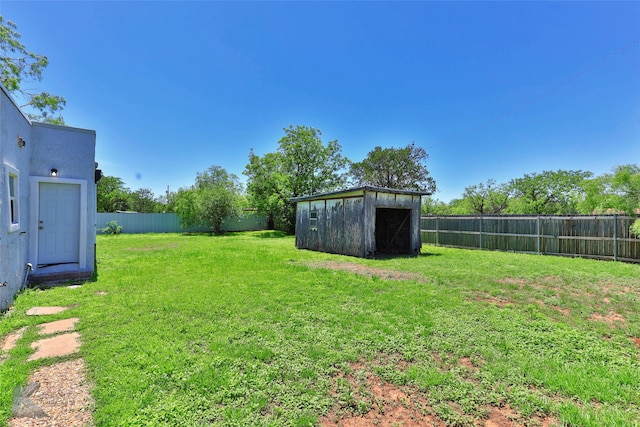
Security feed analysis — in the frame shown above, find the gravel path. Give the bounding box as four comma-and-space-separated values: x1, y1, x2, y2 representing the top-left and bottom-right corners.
8, 358, 94, 427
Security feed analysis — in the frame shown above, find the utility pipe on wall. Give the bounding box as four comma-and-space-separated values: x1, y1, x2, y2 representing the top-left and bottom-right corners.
21, 263, 33, 290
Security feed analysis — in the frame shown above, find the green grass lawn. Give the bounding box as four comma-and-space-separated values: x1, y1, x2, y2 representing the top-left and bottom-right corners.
1, 232, 639, 426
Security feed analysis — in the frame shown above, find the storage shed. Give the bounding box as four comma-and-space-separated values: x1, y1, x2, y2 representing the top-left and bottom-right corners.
291, 186, 429, 258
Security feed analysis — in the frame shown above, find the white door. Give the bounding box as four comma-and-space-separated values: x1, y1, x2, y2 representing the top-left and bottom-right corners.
38, 182, 81, 267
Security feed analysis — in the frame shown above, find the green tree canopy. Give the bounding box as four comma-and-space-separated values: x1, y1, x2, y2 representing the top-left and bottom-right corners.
97, 175, 130, 213
278, 125, 349, 196
463, 179, 511, 214
349, 142, 436, 193
245, 150, 290, 230
508, 170, 592, 215
244, 125, 349, 233
0, 16, 66, 124
128, 188, 160, 213
175, 166, 244, 234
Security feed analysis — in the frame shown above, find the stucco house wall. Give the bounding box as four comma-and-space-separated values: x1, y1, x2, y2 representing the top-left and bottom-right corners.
0, 84, 33, 310
0, 84, 96, 311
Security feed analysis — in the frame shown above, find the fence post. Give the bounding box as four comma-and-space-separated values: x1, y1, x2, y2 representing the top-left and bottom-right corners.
435, 216, 439, 246
479, 215, 483, 250
537, 215, 541, 255
613, 214, 618, 261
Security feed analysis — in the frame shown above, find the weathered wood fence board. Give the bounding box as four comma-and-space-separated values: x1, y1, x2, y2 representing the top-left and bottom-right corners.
421, 215, 640, 263
96, 212, 267, 234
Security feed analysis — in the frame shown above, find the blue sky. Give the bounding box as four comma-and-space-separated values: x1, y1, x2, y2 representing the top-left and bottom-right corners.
2, 1, 639, 202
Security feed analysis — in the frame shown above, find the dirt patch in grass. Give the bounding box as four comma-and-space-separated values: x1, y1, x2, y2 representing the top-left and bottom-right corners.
321, 358, 558, 427
495, 277, 527, 287
458, 357, 479, 374
320, 360, 441, 427
487, 276, 640, 330
474, 294, 512, 307
305, 261, 426, 282
588, 311, 627, 329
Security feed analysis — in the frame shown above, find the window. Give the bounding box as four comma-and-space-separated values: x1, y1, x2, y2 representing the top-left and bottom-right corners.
309, 210, 318, 231
6, 165, 20, 232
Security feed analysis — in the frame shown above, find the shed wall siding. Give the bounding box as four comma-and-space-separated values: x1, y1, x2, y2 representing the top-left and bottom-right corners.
410, 196, 422, 254
325, 199, 343, 254
294, 188, 424, 258
343, 197, 364, 257
295, 196, 365, 256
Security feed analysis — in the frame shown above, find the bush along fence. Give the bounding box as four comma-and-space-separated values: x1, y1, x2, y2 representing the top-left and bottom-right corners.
421, 215, 640, 263
96, 212, 268, 234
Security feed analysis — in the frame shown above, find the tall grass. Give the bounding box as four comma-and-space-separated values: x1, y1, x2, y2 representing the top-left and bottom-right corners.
1, 232, 639, 426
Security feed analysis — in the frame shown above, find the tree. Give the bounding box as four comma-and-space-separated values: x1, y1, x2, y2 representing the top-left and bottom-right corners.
244, 125, 349, 233
97, 175, 130, 212
349, 142, 436, 192
278, 125, 349, 196
174, 166, 244, 234
421, 197, 452, 215
0, 17, 66, 124
128, 188, 160, 213
245, 150, 291, 230
577, 165, 640, 214
508, 170, 592, 214
462, 179, 511, 214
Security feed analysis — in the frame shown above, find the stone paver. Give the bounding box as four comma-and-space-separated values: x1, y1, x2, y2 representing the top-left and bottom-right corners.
37, 318, 79, 335
7, 303, 91, 425
1, 327, 27, 352
28, 332, 81, 361
26, 306, 68, 316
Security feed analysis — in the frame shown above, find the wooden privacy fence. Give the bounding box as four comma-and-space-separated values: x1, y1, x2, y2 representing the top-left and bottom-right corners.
96, 212, 268, 234
421, 215, 640, 263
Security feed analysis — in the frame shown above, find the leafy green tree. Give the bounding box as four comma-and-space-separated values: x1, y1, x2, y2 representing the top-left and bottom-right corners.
578, 165, 640, 214
463, 179, 511, 214
507, 170, 592, 214
244, 125, 349, 233
278, 125, 349, 196
609, 164, 640, 214
448, 198, 475, 215
0, 16, 66, 124
128, 188, 161, 213
421, 197, 452, 215
349, 142, 436, 192
97, 175, 130, 212
174, 166, 244, 234
245, 150, 290, 230
156, 189, 177, 213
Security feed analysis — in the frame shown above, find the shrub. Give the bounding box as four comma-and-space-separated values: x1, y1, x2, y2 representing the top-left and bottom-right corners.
630, 219, 640, 238
101, 220, 123, 235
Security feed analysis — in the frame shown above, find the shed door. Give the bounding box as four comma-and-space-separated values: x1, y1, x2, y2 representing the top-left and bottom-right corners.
375, 208, 411, 254
38, 182, 81, 267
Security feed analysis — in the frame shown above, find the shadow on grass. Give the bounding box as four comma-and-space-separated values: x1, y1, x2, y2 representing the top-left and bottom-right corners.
375, 251, 442, 260
253, 230, 290, 239
178, 231, 291, 238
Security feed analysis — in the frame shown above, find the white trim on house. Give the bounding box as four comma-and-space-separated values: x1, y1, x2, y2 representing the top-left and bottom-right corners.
4, 163, 21, 233
29, 176, 88, 273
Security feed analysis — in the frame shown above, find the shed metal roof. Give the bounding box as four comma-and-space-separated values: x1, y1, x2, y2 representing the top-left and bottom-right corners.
290, 186, 431, 203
